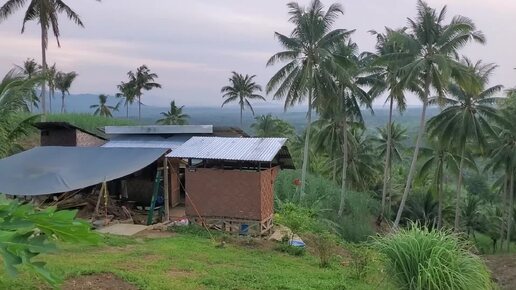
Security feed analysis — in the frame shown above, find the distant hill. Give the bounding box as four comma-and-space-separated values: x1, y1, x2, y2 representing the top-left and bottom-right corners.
52, 93, 439, 135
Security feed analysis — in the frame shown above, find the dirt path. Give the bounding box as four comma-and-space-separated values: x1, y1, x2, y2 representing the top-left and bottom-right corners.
484, 255, 516, 289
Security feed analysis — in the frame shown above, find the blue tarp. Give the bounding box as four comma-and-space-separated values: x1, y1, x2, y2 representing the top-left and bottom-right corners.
0, 146, 168, 196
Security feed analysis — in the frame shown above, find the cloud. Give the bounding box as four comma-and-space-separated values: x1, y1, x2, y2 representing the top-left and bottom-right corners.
0, 0, 515, 108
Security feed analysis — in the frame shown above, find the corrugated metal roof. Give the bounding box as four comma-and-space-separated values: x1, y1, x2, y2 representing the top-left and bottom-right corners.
102, 134, 193, 149
104, 125, 213, 135
167, 137, 287, 162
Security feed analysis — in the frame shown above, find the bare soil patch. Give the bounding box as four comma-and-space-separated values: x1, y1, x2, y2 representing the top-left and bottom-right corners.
62, 273, 138, 290
484, 255, 516, 290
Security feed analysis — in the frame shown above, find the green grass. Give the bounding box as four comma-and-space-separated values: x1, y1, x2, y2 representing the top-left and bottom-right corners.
0, 232, 393, 290
46, 113, 136, 134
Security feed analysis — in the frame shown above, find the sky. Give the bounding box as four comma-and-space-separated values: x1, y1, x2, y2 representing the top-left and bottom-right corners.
0, 0, 515, 108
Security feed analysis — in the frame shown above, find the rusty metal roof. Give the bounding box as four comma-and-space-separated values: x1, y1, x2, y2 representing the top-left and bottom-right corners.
167, 137, 287, 162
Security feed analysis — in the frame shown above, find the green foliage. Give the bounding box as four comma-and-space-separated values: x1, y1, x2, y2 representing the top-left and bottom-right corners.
0, 69, 43, 157
274, 170, 378, 242
156, 100, 190, 125
46, 113, 135, 134
221, 71, 265, 126
90, 94, 120, 117
376, 224, 493, 290
275, 203, 317, 235
251, 113, 295, 138
0, 196, 99, 286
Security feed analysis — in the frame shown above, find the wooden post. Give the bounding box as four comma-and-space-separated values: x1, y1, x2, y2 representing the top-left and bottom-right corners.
163, 158, 170, 222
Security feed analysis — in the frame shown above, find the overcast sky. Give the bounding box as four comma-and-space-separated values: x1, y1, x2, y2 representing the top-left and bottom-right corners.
0, 0, 514, 108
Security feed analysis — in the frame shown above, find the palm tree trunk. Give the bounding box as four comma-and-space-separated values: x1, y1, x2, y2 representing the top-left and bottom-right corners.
49, 88, 53, 113
454, 148, 466, 232
500, 174, 508, 251
394, 99, 429, 227
437, 162, 444, 229
126, 102, 129, 118
138, 95, 141, 120
240, 104, 243, 128
379, 97, 394, 223
61, 92, 65, 113
40, 21, 47, 117
300, 89, 313, 201
507, 171, 514, 252
338, 118, 348, 217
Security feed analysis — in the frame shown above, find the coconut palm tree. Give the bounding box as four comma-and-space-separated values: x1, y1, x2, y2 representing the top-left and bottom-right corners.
129, 65, 161, 120
156, 100, 189, 125
266, 0, 354, 200
427, 59, 502, 231
372, 122, 408, 222
90, 94, 119, 117
486, 107, 516, 251
0, 69, 41, 157
0, 0, 95, 115
16, 58, 40, 112
221, 72, 265, 127
116, 80, 136, 118
46, 63, 57, 113
251, 114, 295, 138
54, 71, 77, 113
368, 28, 412, 223
391, 0, 485, 227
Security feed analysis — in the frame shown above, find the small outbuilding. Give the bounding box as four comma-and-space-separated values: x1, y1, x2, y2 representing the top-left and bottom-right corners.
34, 122, 107, 147
169, 136, 294, 235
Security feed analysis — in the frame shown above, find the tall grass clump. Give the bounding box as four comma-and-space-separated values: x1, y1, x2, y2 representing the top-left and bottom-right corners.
376, 224, 494, 290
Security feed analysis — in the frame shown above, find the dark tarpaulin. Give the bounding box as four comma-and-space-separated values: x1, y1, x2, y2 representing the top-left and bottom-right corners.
0, 146, 168, 196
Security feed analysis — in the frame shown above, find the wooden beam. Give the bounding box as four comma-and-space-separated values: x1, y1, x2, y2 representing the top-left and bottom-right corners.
163, 158, 170, 222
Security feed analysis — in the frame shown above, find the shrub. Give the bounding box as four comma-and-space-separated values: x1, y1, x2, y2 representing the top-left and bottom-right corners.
305, 232, 337, 268
375, 224, 494, 290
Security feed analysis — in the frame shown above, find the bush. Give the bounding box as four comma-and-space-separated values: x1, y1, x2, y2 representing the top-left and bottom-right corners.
375, 224, 494, 290
305, 232, 337, 268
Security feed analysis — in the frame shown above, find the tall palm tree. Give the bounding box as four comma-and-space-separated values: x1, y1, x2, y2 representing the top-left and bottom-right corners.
251, 114, 295, 138
391, 0, 485, 227
90, 94, 119, 117
0, 0, 95, 115
0, 69, 41, 157
266, 0, 354, 200
116, 80, 136, 118
129, 65, 161, 120
368, 28, 411, 223
372, 122, 408, 222
54, 71, 77, 113
486, 108, 516, 251
427, 59, 502, 231
156, 100, 189, 125
46, 63, 57, 113
16, 58, 40, 112
221, 71, 265, 127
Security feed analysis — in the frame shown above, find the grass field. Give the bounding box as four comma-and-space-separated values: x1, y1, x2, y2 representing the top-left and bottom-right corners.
0, 231, 393, 290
